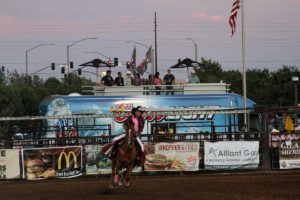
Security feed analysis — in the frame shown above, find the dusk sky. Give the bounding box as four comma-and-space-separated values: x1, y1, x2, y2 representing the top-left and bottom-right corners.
1, 0, 300, 80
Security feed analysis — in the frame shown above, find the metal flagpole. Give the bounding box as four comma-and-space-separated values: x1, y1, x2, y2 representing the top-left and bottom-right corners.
241, 0, 248, 130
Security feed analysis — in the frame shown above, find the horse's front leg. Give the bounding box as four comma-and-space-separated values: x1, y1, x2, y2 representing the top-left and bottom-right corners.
111, 158, 117, 186
113, 158, 121, 186
123, 163, 134, 187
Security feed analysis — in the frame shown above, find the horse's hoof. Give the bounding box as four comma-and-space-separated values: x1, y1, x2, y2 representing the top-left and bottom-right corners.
113, 175, 119, 185
109, 183, 115, 189
123, 181, 130, 187
118, 180, 123, 186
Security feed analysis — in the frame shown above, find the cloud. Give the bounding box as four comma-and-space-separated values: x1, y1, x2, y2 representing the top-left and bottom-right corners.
190, 11, 224, 22
191, 11, 208, 18
209, 15, 224, 22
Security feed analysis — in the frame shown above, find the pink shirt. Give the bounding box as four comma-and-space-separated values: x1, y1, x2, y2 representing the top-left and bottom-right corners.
132, 116, 139, 132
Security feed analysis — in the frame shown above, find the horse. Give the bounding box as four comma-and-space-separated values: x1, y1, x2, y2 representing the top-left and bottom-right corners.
111, 124, 137, 187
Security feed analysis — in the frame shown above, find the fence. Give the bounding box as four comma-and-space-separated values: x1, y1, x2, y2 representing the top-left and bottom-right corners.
1, 106, 300, 181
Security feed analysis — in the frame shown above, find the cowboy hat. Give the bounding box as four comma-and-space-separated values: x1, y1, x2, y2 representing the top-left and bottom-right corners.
131, 106, 144, 115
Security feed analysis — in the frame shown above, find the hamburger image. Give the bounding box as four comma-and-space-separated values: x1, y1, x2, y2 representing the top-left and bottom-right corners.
144, 154, 172, 170
25, 159, 46, 180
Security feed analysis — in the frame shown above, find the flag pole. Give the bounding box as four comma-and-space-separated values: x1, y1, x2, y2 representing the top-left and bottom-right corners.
241, 0, 248, 131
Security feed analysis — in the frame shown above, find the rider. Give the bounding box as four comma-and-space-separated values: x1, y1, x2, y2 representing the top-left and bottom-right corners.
102, 106, 146, 165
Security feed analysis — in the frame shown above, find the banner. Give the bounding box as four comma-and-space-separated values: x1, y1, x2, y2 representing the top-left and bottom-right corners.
85, 145, 111, 174
23, 146, 82, 180
279, 140, 300, 169
144, 142, 200, 171
204, 141, 259, 170
0, 149, 20, 179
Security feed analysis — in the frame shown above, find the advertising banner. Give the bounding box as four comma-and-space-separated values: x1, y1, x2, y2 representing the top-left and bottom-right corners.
23, 146, 82, 180
0, 149, 20, 179
85, 145, 111, 174
204, 141, 259, 170
279, 140, 300, 169
144, 142, 200, 171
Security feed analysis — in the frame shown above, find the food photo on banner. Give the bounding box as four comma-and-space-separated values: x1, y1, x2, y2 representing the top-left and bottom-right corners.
0, 149, 21, 179
144, 142, 200, 172
279, 140, 300, 169
22, 146, 82, 180
204, 141, 259, 170
85, 145, 141, 174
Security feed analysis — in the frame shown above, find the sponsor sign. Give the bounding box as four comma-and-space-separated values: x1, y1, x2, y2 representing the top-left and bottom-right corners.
23, 146, 82, 180
85, 145, 111, 174
144, 142, 200, 171
204, 141, 259, 170
0, 149, 20, 179
279, 140, 300, 169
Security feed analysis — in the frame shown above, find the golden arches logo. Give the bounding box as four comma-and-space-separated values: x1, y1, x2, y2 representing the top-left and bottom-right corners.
58, 151, 78, 170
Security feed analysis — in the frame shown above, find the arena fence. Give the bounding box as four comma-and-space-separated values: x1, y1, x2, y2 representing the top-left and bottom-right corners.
1, 107, 300, 181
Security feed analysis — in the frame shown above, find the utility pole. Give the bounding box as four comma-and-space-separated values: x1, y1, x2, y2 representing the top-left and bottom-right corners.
154, 12, 158, 73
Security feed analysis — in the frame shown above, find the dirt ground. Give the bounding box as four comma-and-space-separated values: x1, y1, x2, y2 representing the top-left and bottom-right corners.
0, 172, 300, 200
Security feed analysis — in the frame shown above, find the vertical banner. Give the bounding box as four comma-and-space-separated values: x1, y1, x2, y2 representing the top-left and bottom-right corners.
0, 149, 20, 179
204, 141, 259, 170
23, 146, 82, 180
85, 145, 111, 174
279, 140, 300, 169
144, 142, 200, 171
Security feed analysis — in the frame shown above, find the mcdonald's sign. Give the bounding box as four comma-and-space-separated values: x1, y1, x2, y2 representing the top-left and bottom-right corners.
58, 151, 79, 170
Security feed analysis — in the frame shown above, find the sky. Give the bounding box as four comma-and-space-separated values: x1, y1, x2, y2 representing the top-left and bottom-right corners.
0, 0, 300, 81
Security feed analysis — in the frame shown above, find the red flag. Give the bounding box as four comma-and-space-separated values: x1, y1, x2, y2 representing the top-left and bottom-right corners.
229, 0, 240, 37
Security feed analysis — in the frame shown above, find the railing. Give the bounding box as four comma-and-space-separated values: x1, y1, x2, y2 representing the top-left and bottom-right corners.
82, 83, 230, 96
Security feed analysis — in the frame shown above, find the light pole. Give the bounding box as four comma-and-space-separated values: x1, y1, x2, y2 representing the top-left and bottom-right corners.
187, 37, 198, 62
292, 76, 299, 126
67, 37, 98, 74
25, 43, 54, 76
126, 41, 149, 49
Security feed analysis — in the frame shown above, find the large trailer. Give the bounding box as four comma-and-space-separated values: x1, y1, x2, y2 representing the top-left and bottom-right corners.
39, 93, 256, 138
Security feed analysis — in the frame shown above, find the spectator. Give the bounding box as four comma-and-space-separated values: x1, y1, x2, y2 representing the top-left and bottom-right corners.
163, 69, 175, 95
101, 70, 114, 86
133, 73, 142, 86
125, 71, 133, 86
188, 70, 200, 84
153, 72, 162, 95
115, 72, 124, 86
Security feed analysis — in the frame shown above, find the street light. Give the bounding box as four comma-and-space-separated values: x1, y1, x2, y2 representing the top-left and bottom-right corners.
186, 37, 198, 62
125, 41, 149, 49
67, 37, 98, 73
25, 43, 54, 76
84, 51, 110, 59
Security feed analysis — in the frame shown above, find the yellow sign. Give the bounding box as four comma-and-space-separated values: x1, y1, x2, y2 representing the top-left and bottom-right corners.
58, 151, 78, 170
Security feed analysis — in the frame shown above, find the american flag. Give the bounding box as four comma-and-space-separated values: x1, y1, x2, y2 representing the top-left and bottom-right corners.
229, 0, 240, 37
137, 46, 152, 75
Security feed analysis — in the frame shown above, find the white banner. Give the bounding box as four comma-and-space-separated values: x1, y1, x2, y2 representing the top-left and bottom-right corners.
204, 141, 259, 170
144, 142, 200, 171
279, 140, 300, 169
0, 149, 20, 179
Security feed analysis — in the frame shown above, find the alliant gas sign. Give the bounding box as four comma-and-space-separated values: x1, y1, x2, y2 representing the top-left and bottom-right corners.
204, 141, 259, 170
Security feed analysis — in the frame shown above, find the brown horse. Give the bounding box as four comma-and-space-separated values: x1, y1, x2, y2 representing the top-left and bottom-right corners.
111, 124, 137, 187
